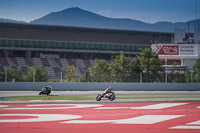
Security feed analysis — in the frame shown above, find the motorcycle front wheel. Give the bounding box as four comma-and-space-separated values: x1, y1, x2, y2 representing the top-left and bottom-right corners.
96, 95, 101, 101
109, 96, 115, 101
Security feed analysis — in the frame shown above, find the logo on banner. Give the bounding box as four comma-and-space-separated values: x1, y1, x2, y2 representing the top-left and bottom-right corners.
155, 45, 179, 55
179, 44, 196, 55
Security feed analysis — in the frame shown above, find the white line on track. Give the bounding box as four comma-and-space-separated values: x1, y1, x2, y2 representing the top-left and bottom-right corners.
170, 126, 200, 129
62, 115, 184, 124
0, 105, 8, 108
5, 104, 103, 110
0, 114, 82, 122
95, 103, 188, 110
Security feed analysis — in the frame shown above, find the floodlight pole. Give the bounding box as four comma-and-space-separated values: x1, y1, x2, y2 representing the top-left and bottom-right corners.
165, 73, 168, 83
140, 72, 142, 83
191, 72, 193, 83
60, 71, 62, 83
33, 70, 35, 82
5, 69, 7, 83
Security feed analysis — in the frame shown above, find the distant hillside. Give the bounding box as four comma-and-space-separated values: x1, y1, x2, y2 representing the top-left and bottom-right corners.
30, 7, 199, 32
0, 18, 26, 24
1, 7, 199, 32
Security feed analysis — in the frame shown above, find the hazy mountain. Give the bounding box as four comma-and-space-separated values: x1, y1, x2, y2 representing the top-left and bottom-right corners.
1, 7, 199, 32
30, 7, 156, 31
0, 18, 26, 24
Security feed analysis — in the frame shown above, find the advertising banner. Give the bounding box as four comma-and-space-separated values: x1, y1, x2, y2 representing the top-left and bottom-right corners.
179, 44, 197, 56
152, 44, 198, 56
152, 45, 179, 55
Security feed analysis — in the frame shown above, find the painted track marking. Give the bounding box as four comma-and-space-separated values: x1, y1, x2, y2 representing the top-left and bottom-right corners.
0, 114, 81, 122
171, 120, 200, 129
0, 102, 200, 133
95, 103, 188, 109
0, 105, 8, 108
5, 104, 103, 109
63, 115, 184, 124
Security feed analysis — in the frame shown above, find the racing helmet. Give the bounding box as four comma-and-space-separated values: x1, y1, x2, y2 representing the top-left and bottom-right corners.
47, 85, 52, 89
108, 86, 113, 90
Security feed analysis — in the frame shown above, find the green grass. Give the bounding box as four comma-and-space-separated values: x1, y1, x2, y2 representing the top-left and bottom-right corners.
5, 95, 96, 100
4, 95, 200, 100
117, 96, 200, 99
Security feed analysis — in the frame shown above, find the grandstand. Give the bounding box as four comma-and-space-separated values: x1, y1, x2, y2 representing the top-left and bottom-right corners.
0, 22, 173, 79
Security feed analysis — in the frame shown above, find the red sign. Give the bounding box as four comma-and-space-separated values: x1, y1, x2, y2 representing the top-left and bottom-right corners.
156, 45, 179, 55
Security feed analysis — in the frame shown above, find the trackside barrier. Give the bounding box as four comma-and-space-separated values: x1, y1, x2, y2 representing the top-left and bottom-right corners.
0, 82, 200, 91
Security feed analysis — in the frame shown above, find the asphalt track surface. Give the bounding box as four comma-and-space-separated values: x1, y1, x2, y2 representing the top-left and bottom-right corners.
1, 91, 200, 102
0, 102, 200, 133
1, 91, 200, 97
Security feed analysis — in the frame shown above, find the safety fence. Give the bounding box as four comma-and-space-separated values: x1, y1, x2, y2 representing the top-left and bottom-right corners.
0, 82, 200, 91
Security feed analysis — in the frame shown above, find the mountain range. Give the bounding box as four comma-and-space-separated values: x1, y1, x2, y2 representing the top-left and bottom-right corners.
1, 7, 199, 33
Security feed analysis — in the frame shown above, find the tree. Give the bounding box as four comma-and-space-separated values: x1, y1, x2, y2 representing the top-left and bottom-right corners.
193, 58, 200, 82
26, 66, 48, 82
4, 67, 25, 82
64, 65, 78, 82
4, 67, 15, 82
15, 67, 25, 81
135, 48, 163, 82
184, 70, 191, 83
89, 59, 110, 82
167, 62, 185, 83
129, 57, 142, 82
109, 51, 132, 82
0, 72, 3, 81
80, 70, 89, 82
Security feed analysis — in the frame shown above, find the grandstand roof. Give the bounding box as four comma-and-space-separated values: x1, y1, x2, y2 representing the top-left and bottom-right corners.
0, 22, 172, 45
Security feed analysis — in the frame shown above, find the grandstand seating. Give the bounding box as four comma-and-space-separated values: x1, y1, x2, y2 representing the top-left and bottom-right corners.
40, 58, 51, 67
32, 58, 43, 67
21, 66, 28, 74
53, 58, 62, 67
24, 58, 34, 66
0, 57, 94, 78
53, 67, 60, 76
83, 59, 91, 69
16, 57, 26, 66
0, 58, 9, 66
9, 58, 18, 66
67, 59, 76, 66
60, 58, 69, 67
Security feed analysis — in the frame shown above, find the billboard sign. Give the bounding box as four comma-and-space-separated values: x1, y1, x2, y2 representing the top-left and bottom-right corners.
179, 44, 196, 55
153, 45, 179, 55
152, 44, 198, 56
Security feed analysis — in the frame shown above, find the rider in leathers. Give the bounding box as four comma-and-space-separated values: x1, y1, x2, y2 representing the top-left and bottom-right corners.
102, 86, 113, 97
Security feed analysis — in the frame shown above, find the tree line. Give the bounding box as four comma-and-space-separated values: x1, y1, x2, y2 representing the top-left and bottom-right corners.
1, 48, 200, 83
0, 66, 48, 82
67, 49, 200, 83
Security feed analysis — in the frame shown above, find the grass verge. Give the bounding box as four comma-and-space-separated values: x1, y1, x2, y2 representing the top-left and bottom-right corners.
5, 96, 96, 100
4, 96, 200, 100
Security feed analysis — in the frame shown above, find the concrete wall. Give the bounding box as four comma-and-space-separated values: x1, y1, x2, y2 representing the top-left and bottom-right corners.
183, 59, 197, 70
0, 82, 200, 91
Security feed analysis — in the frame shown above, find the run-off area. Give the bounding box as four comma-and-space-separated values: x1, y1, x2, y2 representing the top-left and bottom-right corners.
0, 102, 200, 133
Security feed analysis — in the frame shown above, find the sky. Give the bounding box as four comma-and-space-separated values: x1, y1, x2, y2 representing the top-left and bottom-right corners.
0, 0, 199, 23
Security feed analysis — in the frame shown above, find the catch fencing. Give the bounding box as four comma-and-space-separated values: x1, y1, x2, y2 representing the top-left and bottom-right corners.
0, 82, 200, 91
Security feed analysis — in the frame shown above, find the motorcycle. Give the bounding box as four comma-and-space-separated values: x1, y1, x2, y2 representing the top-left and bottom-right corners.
96, 92, 116, 101
39, 87, 51, 95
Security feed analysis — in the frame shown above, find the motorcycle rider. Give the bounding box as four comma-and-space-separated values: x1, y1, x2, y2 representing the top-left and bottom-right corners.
102, 86, 113, 97
44, 85, 52, 94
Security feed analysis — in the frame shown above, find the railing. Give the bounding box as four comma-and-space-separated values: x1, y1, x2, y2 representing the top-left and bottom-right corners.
0, 38, 150, 53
